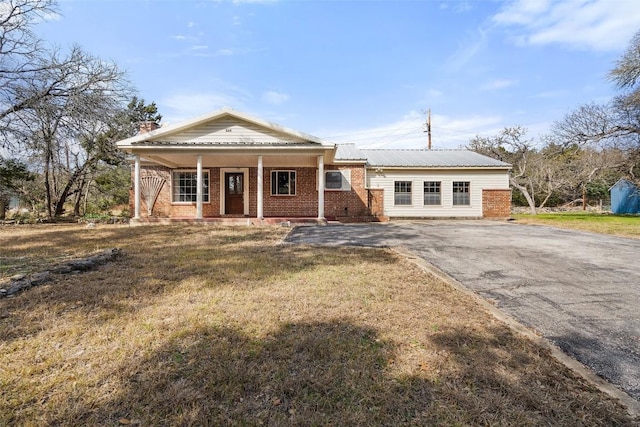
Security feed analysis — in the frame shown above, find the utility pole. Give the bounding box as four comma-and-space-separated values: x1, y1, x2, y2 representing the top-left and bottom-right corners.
424, 108, 432, 150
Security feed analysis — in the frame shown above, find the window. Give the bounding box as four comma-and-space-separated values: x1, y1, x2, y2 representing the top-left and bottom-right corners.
453, 181, 470, 205
271, 170, 296, 195
325, 170, 351, 191
172, 170, 209, 203
394, 181, 412, 205
424, 181, 441, 205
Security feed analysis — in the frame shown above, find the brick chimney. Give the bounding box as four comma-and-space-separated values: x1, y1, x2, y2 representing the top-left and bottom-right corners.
139, 121, 160, 134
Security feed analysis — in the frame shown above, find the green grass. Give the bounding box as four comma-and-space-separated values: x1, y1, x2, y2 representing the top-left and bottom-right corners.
512, 212, 640, 239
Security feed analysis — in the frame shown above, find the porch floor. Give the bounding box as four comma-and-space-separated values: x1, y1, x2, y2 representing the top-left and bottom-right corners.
129, 217, 326, 226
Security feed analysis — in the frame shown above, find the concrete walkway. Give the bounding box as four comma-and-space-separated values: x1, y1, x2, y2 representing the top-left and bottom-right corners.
285, 221, 640, 404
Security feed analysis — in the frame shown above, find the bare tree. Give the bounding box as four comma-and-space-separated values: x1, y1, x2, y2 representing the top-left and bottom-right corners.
0, 0, 58, 136
11, 46, 132, 218
553, 29, 640, 149
469, 127, 540, 213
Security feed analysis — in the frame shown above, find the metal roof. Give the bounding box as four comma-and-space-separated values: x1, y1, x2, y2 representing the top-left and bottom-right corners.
131, 140, 313, 146
334, 144, 368, 161
334, 146, 510, 168
117, 107, 334, 148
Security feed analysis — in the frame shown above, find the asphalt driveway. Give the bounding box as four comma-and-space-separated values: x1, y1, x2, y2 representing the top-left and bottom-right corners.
285, 220, 640, 403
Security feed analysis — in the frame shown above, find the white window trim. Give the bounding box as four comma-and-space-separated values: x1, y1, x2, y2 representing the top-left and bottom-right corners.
171, 169, 211, 205
219, 168, 249, 216
271, 170, 297, 196
394, 180, 413, 206
324, 170, 351, 191
423, 181, 442, 206
452, 181, 471, 206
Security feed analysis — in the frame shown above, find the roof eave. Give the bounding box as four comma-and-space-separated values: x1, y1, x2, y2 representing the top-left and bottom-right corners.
366, 165, 512, 170
116, 107, 333, 147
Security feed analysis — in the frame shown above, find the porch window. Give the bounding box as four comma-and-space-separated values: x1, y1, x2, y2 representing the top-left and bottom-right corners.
394, 181, 412, 205
172, 170, 209, 203
453, 181, 470, 205
325, 170, 351, 191
271, 170, 296, 196
424, 181, 441, 205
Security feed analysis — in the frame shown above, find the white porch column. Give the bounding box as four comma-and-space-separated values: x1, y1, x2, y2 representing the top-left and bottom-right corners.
317, 155, 325, 220
134, 154, 141, 219
196, 155, 203, 219
257, 155, 264, 219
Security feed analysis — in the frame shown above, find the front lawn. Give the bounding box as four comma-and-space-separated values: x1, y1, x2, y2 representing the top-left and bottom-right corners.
512, 212, 640, 239
0, 225, 635, 426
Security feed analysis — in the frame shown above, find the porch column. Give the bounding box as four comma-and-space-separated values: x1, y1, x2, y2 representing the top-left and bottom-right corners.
317, 155, 325, 220
257, 155, 264, 219
196, 155, 203, 219
134, 154, 141, 219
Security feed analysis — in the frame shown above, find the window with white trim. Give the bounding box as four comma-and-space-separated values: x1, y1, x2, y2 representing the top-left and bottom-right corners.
423, 181, 441, 205
271, 170, 296, 195
394, 181, 412, 205
172, 170, 209, 203
453, 181, 470, 205
325, 170, 351, 191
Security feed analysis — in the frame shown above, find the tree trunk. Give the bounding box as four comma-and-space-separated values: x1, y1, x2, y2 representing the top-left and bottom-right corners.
44, 147, 53, 219
54, 162, 91, 217
511, 179, 536, 214
0, 197, 6, 220
73, 176, 85, 217
538, 192, 553, 210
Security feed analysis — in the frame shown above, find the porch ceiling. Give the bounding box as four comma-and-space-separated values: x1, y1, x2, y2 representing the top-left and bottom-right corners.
139, 152, 323, 168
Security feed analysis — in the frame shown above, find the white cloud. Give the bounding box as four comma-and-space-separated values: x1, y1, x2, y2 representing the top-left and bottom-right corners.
262, 90, 289, 105
316, 111, 504, 149
479, 78, 517, 91
187, 21, 196, 28
427, 89, 444, 98
231, 0, 278, 4
454, 2, 472, 13
531, 89, 568, 99
160, 92, 249, 123
188, 45, 208, 51
493, 0, 640, 51
215, 48, 235, 56
445, 27, 488, 70
439, 1, 472, 13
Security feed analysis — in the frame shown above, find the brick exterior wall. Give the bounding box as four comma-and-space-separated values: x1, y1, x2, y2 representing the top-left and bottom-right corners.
263, 167, 318, 217
324, 165, 370, 220
131, 164, 503, 221
482, 189, 512, 218
367, 188, 384, 218
131, 164, 378, 221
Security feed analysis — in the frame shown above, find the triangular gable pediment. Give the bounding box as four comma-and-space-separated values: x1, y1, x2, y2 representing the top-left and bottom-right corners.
159, 116, 312, 145
117, 108, 331, 148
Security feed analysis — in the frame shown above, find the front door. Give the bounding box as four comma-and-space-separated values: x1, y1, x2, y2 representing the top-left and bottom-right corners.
225, 172, 244, 215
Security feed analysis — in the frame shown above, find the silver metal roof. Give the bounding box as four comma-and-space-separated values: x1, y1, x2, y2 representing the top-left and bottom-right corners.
334, 144, 368, 161
334, 146, 510, 168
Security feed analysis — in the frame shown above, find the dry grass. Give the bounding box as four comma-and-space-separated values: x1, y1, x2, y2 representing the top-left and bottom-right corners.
0, 224, 636, 426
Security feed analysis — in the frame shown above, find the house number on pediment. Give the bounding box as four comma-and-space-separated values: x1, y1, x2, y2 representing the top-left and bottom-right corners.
225, 128, 233, 132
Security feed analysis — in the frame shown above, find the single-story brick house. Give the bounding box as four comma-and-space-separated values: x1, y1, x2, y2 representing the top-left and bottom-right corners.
116, 108, 511, 223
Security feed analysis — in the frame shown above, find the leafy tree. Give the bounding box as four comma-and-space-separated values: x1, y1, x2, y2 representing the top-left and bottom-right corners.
75, 97, 162, 216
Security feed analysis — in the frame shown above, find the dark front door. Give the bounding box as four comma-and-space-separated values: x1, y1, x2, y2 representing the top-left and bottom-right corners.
225, 172, 244, 215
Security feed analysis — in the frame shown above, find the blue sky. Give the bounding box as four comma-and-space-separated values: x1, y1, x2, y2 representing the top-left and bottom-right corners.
38, 0, 640, 149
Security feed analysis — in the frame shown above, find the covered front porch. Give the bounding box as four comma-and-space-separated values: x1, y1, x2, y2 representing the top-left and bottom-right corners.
131, 149, 332, 221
